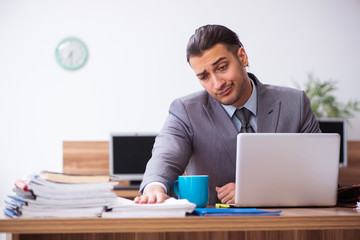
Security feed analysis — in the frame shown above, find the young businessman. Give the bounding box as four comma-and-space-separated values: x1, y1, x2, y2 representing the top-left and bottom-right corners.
134, 24, 320, 205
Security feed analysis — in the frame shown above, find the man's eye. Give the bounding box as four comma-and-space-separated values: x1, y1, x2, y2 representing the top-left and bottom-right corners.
219, 65, 227, 71
200, 74, 209, 80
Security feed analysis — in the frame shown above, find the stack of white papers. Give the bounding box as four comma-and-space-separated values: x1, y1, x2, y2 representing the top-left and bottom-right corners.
28, 176, 117, 200
102, 197, 196, 218
22, 176, 118, 218
4, 171, 196, 219
4, 173, 118, 218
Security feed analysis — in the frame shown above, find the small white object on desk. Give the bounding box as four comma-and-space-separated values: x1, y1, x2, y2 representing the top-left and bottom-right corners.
102, 197, 196, 218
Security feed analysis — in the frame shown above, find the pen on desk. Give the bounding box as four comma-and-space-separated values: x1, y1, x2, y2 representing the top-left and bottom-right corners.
215, 203, 233, 208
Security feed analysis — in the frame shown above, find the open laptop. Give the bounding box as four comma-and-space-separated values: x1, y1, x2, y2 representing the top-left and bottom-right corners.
234, 133, 340, 207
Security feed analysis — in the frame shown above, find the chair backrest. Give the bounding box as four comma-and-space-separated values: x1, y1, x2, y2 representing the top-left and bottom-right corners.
63, 141, 109, 174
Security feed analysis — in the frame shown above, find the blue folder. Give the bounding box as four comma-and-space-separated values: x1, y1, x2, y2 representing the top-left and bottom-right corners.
192, 208, 282, 216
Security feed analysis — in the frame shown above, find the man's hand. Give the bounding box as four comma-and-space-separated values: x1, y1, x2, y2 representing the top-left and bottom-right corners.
215, 182, 236, 204
134, 185, 170, 204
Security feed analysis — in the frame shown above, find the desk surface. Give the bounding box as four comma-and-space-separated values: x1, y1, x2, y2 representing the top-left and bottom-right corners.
1, 207, 360, 234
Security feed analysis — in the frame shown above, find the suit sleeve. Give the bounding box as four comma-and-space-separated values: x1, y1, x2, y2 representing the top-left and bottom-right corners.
299, 91, 321, 133
139, 98, 193, 193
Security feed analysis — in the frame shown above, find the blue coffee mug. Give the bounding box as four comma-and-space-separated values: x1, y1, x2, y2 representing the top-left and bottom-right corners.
173, 175, 209, 208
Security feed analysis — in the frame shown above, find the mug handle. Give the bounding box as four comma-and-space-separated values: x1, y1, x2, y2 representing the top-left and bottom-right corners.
173, 180, 180, 198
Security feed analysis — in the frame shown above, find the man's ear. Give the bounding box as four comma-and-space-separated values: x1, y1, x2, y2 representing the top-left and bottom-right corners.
237, 47, 249, 67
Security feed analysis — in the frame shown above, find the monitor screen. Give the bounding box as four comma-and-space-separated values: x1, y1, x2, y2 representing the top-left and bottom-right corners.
110, 133, 157, 181
318, 119, 347, 167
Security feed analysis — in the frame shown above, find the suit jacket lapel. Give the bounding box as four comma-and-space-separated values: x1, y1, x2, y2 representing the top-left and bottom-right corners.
203, 94, 238, 164
251, 74, 281, 133
257, 100, 280, 132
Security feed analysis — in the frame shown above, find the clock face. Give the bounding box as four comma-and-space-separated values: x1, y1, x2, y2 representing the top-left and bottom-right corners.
55, 37, 88, 70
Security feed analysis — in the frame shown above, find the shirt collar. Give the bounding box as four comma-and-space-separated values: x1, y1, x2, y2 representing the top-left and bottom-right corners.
222, 78, 257, 118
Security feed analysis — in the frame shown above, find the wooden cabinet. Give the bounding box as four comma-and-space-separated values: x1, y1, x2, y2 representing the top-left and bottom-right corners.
63, 141, 360, 186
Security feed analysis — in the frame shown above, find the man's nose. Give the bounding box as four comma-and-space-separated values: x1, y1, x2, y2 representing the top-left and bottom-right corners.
213, 75, 226, 90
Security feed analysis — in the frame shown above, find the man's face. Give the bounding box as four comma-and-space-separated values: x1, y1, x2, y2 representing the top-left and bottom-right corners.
189, 44, 252, 107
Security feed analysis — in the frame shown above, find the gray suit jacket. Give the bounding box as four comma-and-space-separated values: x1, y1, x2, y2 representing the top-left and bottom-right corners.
140, 73, 320, 204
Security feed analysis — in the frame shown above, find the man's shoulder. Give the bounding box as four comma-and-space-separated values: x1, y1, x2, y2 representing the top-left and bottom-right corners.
169, 90, 215, 115
251, 72, 303, 98
258, 81, 304, 99
175, 90, 210, 104
265, 84, 301, 93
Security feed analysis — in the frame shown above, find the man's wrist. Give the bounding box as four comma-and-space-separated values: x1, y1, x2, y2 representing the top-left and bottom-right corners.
143, 182, 167, 194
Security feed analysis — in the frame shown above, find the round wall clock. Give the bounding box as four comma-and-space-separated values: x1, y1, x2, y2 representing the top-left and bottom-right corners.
55, 37, 88, 70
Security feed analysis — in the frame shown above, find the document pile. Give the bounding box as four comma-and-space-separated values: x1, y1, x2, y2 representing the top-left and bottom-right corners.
102, 197, 196, 218
3, 171, 118, 218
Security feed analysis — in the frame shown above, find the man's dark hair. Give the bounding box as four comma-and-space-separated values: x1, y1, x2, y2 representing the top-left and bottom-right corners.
186, 25, 243, 62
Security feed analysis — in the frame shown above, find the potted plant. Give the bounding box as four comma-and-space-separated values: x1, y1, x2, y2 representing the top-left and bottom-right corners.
296, 73, 360, 122
296, 73, 360, 167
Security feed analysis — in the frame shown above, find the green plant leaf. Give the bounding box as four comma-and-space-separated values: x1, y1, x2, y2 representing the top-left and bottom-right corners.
295, 73, 360, 123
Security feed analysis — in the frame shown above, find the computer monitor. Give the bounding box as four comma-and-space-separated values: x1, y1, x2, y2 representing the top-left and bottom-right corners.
109, 133, 157, 184
318, 119, 347, 167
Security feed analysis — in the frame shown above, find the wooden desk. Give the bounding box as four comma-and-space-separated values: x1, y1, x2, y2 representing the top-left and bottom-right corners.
1, 207, 360, 240
113, 189, 140, 199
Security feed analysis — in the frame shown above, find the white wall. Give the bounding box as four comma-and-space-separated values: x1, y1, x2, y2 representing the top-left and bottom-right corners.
0, 0, 359, 224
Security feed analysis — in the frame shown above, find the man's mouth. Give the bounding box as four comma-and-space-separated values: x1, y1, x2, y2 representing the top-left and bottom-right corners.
218, 84, 233, 96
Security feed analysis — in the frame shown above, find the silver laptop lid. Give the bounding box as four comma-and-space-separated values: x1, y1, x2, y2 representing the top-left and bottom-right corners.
235, 133, 340, 207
